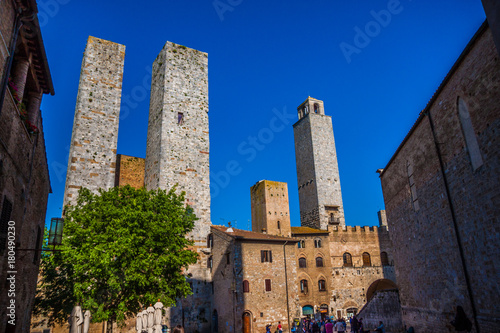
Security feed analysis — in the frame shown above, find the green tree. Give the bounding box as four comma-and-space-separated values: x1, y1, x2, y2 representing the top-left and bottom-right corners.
35, 185, 198, 330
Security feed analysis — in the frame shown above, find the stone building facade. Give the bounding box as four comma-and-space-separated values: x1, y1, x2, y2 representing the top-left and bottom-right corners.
290, 227, 332, 319
293, 97, 345, 230
210, 225, 300, 333
0, 0, 54, 332
63, 36, 125, 209
379, 22, 500, 333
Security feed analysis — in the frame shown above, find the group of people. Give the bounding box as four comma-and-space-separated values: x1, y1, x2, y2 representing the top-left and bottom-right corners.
267, 317, 384, 333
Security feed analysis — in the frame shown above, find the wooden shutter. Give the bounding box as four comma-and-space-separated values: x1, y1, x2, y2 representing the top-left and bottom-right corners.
265, 279, 271, 291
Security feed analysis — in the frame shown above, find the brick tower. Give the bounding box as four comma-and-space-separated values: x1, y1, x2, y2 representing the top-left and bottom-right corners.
63, 36, 125, 208
250, 180, 292, 237
144, 41, 211, 333
293, 97, 345, 230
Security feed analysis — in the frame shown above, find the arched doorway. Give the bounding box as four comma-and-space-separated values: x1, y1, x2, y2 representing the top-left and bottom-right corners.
366, 279, 398, 301
302, 305, 314, 318
319, 304, 329, 320
242, 311, 252, 333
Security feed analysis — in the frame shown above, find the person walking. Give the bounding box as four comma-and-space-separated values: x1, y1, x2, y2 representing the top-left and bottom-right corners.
450, 306, 472, 332
334, 320, 345, 333
325, 320, 334, 333
278, 321, 283, 333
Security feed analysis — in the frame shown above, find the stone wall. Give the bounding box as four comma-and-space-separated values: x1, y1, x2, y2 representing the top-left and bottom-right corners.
211, 226, 300, 333
114, 154, 145, 189
144, 41, 212, 333
63, 36, 125, 208
144, 41, 210, 243
291, 229, 332, 318
380, 24, 500, 332
328, 225, 396, 319
293, 97, 344, 230
0, 1, 53, 332
357, 289, 403, 332
250, 180, 292, 237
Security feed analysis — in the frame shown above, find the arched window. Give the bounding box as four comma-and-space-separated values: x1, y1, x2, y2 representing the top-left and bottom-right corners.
457, 97, 483, 170
243, 280, 250, 293
299, 257, 307, 268
318, 279, 326, 291
300, 279, 308, 293
343, 252, 352, 267
298, 240, 305, 248
277, 221, 280, 229
316, 257, 324, 267
362, 252, 371, 266
207, 234, 213, 248
314, 239, 322, 248
314, 103, 319, 113
380, 252, 389, 266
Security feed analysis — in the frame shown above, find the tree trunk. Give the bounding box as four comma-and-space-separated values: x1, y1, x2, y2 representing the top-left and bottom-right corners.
106, 319, 113, 333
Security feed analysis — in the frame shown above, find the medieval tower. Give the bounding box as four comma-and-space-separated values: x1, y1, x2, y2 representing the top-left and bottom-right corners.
293, 97, 345, 230
144, 41, 211, 332
63, 36, 125, 208
250, 180, 292, 237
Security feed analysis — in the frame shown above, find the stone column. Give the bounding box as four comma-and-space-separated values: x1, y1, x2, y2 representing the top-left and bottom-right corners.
11, 58, 30, 102
26, 91, 42, 126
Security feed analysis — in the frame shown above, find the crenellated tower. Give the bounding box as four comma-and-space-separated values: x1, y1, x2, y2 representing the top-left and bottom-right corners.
293, 97, 345, 230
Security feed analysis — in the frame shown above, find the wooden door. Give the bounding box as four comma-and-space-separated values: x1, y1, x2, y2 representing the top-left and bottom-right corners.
243, 312, 251, 333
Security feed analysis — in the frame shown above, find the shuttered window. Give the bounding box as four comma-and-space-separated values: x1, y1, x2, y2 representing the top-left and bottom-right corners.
261, 250, 272, 263
265, 279, 271, 291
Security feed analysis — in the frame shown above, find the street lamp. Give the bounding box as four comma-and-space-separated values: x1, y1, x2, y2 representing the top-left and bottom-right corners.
48, 217, 64, 247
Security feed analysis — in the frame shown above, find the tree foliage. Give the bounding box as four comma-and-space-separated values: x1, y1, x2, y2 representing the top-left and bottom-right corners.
35, 185, 198, 326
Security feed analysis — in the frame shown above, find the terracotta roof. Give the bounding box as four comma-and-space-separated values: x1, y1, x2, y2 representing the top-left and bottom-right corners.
291, 227, 329, 235
211, 225, 297, 242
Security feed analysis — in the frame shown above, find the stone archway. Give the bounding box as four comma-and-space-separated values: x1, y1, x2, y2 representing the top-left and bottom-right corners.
242, 311, 252, 333
366, 279, 398, 301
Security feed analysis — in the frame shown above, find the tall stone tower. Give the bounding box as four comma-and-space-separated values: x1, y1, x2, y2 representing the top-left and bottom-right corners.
251, 180, 292, 237
293, 97, 345, 230
144, 41, 211, 333
63, 37, 125, 208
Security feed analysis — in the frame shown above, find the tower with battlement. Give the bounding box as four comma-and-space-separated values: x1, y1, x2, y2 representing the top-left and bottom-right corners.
63, 36, 125, 209
293, 97, 345, 230
144, 41, 211, 333
250, 180, 292, 237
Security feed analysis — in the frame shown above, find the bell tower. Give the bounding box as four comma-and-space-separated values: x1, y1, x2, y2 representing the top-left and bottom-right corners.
293, 97, 345, 230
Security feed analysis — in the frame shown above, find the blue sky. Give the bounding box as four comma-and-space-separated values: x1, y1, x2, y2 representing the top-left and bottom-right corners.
40, 0, 486, 229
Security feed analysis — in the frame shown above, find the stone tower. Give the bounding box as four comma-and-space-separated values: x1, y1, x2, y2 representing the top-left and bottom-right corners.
144, 41, 211, 333
63, 36, 125, 208
250, 180, 292, 237
293, 97, 345, 230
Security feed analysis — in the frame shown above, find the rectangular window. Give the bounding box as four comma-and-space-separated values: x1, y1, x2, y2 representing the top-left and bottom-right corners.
178, 112, 184, 125
33, 226, 42, 264
0, 196, 13, 251
261, 250, 272, 263
265, 279, 271, 291
226, 252, 230, 265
